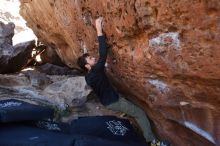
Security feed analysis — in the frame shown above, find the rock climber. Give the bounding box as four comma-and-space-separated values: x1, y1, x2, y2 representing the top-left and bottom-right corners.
77, 17, 169, 146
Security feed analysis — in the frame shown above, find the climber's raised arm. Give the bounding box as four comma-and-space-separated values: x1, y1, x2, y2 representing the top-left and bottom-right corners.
92, 17, 108, 72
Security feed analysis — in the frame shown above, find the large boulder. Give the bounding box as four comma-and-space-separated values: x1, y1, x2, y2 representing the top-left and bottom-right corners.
35, 63, 82, 76
43, 76, 91, 108
0, 21, 35, 73
0, 0, 36, 45
0, 40, 35, 73
20, 0, 220, 145
0, 71, 91, 110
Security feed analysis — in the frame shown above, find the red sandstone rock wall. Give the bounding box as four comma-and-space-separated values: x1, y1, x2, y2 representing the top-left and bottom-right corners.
20, 0, 220, 145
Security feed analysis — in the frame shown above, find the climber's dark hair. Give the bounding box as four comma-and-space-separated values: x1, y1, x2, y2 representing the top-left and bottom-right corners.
77, 53, 90, 71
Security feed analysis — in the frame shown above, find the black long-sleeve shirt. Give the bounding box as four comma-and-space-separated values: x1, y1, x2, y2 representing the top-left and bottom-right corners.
85, 36, 119, 106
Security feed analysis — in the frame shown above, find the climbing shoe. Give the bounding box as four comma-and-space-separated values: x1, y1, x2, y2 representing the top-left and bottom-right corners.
150, 139, 171, 146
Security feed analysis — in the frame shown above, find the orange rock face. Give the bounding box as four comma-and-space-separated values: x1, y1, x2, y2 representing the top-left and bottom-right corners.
20, 0, 220, 145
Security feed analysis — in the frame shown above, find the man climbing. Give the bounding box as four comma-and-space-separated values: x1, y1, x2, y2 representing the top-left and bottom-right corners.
77, 17, 169, 146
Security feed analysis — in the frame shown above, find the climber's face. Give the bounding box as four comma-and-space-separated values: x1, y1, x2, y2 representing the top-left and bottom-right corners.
85, 55, 97, 67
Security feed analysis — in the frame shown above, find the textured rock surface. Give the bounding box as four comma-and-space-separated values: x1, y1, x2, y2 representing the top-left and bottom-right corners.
43, 76, 91, 108
0, 21, 15, 46
0, 71, 91, 110
20, 0, 220, 145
